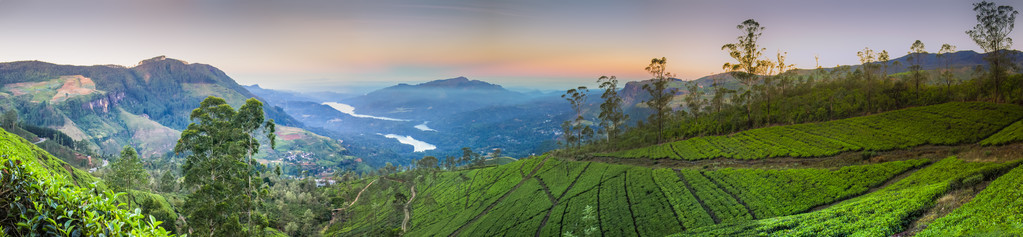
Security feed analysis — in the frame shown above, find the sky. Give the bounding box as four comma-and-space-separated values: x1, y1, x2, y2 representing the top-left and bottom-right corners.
0, 0, 1020, 92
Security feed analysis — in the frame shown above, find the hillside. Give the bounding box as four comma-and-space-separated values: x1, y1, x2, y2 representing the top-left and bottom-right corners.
0, 127, 173, 236
616, 50, 1021, 116
325, 102, 1023, 236
0, 57, 364, 175
600, 102, 1023, 160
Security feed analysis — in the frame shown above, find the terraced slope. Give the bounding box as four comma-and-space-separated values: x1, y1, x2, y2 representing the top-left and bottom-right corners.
675, 157, 1022, 236
598, 102, 1023, 160
981, 119, 1023, 146
326, 156, 930, 236
918, 164, 1023, 236
0, 128, 172, 236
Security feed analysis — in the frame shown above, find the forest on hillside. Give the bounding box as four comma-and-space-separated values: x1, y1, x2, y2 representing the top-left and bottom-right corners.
2, 1, 1023, 237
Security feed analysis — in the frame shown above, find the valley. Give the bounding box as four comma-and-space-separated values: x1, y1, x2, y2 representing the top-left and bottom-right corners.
3, 1, 1023, 237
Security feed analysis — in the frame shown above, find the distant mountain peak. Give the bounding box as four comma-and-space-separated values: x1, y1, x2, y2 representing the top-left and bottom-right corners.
136, 55, 189, 66
416, 77, 504, 90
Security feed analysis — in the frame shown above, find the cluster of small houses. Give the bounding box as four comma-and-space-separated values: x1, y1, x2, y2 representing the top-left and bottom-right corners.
314, 178, 338, 187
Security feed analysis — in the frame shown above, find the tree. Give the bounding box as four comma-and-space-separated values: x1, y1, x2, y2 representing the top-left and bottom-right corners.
159, 171, 177, 193
417, 156, 438, 171
967, 1, 1019, 103
642, 57, 678, 143
878, 50, 891, 80
814, 54, 825, 83
384, 162, 397, 174
460, 147, 482, 167
906, 40, 928, 100
938, 43, 958, 98
108, 145, 150, 196
174, 96, 276, 236
596, 76, 628, 144
762, 50, 790, 124
710, 74, 733, 114
562, 86, 591, 148
444, 156, 456, 170
491, 148, 502, 159
1, 109, 16, 130
858, 47, 877, 112
683, 81, 707, 122
723, 19, 769, 127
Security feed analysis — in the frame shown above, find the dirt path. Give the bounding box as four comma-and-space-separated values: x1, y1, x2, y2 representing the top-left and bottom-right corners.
402, 185, 417, 233
450, 156, 548, 237
33, 138, 47, 145
333, 179, 377, 211
330, 178, 379, 225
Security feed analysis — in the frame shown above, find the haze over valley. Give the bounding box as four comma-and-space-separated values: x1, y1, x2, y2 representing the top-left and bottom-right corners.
2, 1, 1023, 237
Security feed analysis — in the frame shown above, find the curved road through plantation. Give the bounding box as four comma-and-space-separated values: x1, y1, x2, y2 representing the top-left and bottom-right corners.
334, 179, 378, 212
403, 185, 416, 232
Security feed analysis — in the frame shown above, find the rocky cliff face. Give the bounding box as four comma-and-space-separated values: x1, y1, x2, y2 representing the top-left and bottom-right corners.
82, 92, 124, 113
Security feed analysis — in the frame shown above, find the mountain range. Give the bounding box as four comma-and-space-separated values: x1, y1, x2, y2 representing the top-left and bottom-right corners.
0, 50, 1011, 174
0, 56, 368, 175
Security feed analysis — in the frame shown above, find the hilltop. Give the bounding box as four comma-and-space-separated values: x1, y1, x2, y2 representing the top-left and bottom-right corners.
0, 56, 369, 175
343, 76, 532, 120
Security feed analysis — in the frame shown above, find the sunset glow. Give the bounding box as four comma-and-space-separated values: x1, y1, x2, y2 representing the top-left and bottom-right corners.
0, 0, 1019, 91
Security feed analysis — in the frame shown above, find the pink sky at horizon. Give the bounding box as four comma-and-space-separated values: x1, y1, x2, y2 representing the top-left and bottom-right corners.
0, 0, 1019, 92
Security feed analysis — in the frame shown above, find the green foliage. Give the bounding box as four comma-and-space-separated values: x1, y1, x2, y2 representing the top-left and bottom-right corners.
722, 19, 768, 127
918, 164, 1023, 236
676, 157, 1018, 236
121, 189, 179, 232
175, 96, 276, 236
642, 57, 678, 144
562, 86, 593, 149
107, 146, 150, 191
600, 102, 1023, 160
597, 76, 628, 144
562, 205, 597, 237
980, 119, 1023, 145
159, 171, 178, 193
703, 159, 927, 219
417, 156, 439, 171
0, 128, 171, 236
1, 109, 16, 130
967, 1, 1019, 103
329, 155, 936, 237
